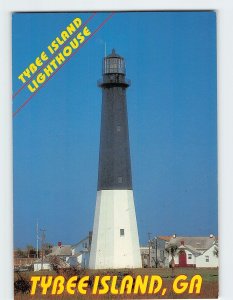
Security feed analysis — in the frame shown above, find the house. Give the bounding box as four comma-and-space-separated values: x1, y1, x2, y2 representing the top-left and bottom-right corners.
33, 258, 52, 271
36, 243, 72, 269
167, 241, 199, 267
33, 255, 71, 271
196, 242, 218, 267
33, 243, 73, 271
165, 235, 218, 268
140, 237, 169, 268
48, 243, 72, 262
71, 232, 92, 268
140, 246, 150, 267
49, 243, 72, 257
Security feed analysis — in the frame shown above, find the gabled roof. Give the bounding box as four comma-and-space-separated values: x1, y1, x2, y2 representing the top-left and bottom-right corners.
158, 236, 172, 242
199, 242, 218, 255
177, 244, 202, 256
34, 257, 51, 264
71, 236, 89, 249
48, 245, 71, 256
167, 236, 216, 251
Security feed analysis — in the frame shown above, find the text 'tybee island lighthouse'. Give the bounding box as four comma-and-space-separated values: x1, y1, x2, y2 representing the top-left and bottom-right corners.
89, 49, 142, 269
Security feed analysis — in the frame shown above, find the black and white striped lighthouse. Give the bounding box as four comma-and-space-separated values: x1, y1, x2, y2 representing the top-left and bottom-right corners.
89, 49, 142, 269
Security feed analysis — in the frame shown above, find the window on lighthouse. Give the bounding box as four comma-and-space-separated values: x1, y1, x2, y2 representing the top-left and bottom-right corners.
120, 229, 125, 236
118, 176, 123, 183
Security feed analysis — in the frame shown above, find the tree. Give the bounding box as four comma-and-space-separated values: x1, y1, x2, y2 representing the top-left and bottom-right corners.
44, 243, 53, 255
213, 245, 218, 257
15, 248, 27, 258
165, 244, 178, 277
26, 245, 36, 258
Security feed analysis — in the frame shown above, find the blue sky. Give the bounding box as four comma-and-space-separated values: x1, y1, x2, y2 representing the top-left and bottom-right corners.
13, 12, 217, 248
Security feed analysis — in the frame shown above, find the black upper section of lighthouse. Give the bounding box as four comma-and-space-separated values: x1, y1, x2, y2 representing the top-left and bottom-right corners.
97, 49, 132, 191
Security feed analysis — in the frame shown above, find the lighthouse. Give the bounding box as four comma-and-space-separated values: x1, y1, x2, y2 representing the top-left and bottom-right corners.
89, 49, 142, 269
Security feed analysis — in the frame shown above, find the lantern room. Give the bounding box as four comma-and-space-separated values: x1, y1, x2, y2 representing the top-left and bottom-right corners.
103, 49, 126, 75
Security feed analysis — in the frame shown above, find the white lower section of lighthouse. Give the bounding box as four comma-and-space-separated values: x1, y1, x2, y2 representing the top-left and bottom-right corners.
89, 190, 142, 269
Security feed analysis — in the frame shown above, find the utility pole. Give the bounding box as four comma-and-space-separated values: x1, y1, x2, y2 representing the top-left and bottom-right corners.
40, 229, 46, 270
148, 232, 152, 268
155, 237, 158, 268
36, 220, 39, 259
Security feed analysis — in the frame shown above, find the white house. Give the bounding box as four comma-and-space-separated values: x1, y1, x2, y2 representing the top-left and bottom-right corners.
33, 243, 73, 271
196, 243, 218, 268
168, 242, 200, 267
33, 258, 52, 271
47, 244, 72, 265
165, 235, 218, 268
71, 233, 92, 268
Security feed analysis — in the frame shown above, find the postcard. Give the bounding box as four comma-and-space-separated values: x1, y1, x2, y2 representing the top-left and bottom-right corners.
13, 11, 218, 299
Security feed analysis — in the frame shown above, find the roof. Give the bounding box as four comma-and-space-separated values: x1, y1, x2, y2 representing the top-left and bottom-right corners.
34, 258, 51, 264
48, 245, 72, 256
34, 257, 70, 268
71, 236, 89, 249
106, 49, 121, 58
167, 236, 216, 251
200, 242, 218, 255
158, 236, 173, 242
177, 244, 202, 256
140, 246, 149, 250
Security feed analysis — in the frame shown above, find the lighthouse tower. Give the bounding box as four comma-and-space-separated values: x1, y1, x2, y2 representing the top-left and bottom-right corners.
89, 49, 142, 269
